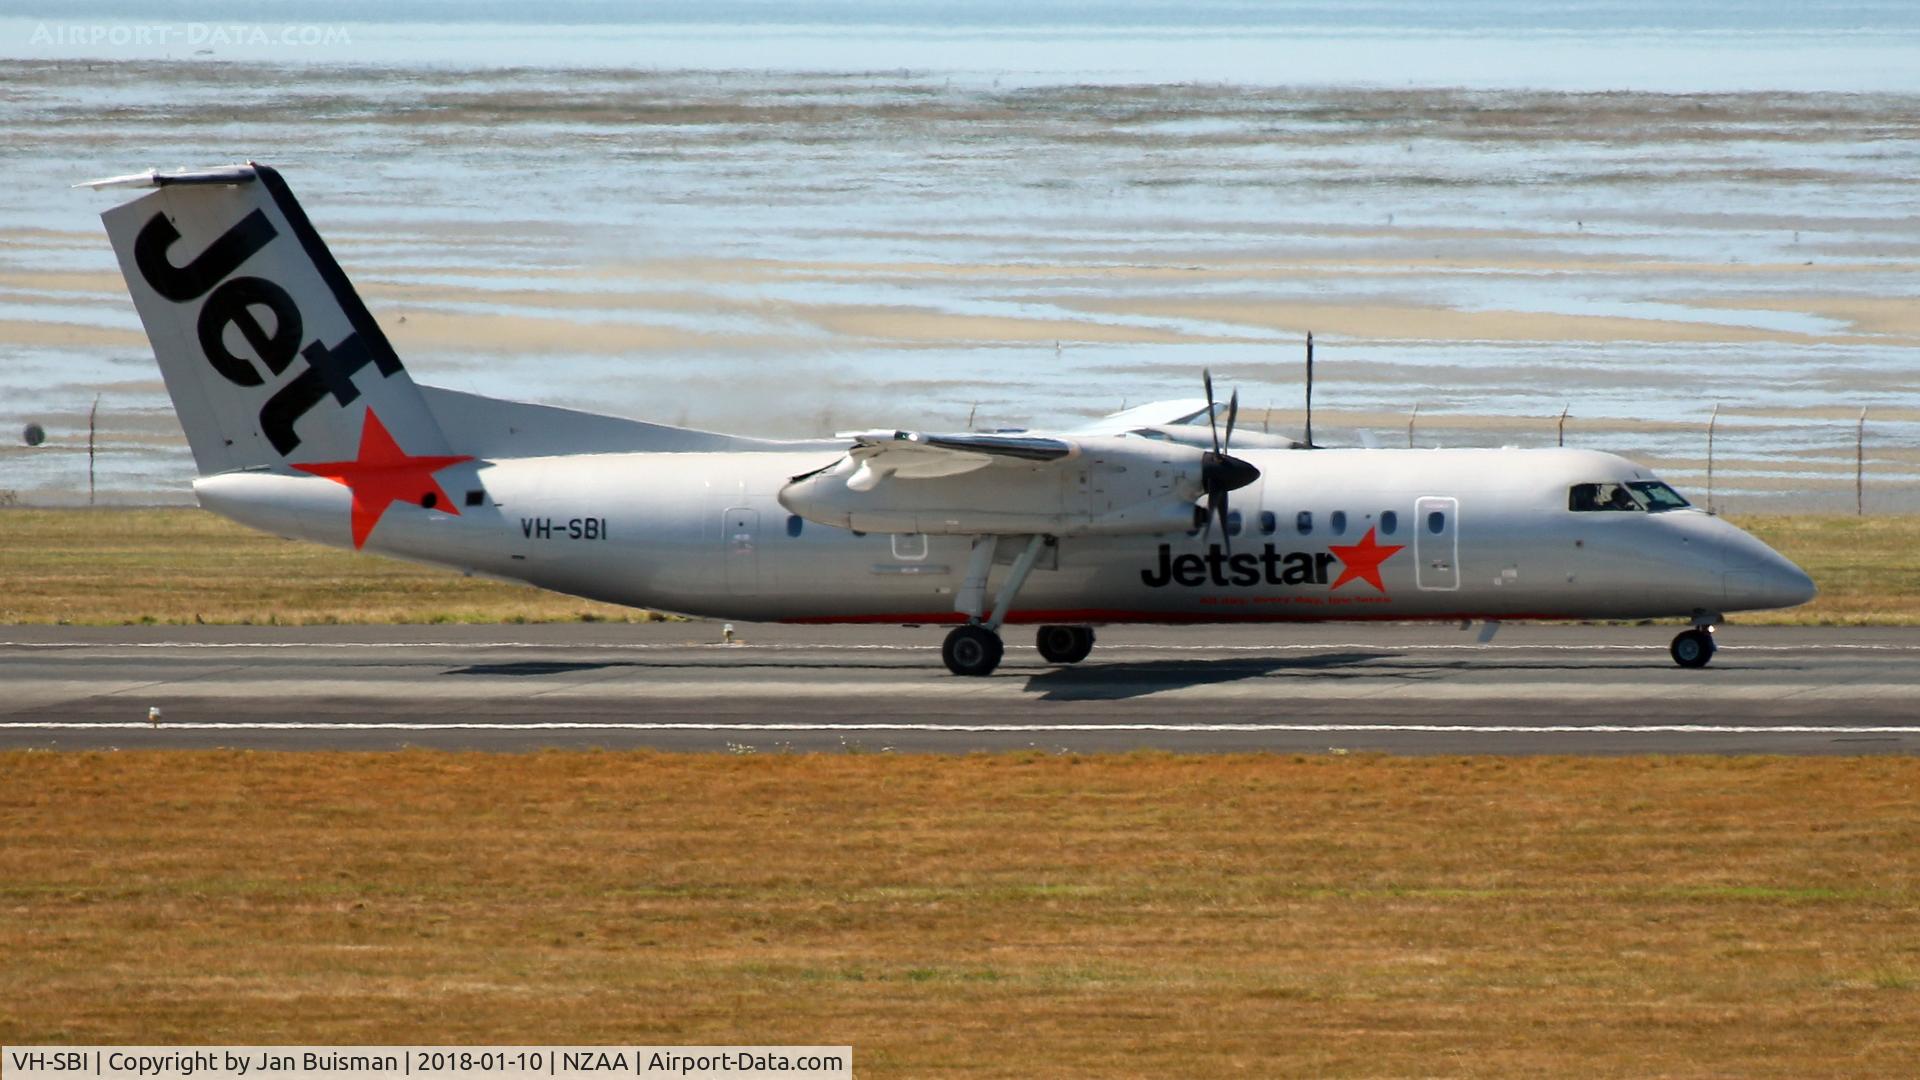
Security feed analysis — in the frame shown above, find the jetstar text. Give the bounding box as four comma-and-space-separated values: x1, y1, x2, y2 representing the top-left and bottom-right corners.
1141, 543, 1336, 588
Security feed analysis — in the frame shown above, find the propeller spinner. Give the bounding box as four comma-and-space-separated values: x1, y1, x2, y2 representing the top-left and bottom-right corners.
1199, 369, 1261, 552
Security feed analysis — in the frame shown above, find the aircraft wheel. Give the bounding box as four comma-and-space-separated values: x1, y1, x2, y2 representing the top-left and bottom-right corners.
1670, 628, 1716, 669
943, 624, 1004, 676
1035, 625, 1095, 665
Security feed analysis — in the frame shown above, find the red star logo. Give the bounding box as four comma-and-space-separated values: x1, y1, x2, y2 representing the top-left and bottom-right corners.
292, 409, 472, 549
1327, 526, 1405, 592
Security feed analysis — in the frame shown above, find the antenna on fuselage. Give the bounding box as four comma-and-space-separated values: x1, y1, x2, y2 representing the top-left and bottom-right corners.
1303, 331, 1317, 449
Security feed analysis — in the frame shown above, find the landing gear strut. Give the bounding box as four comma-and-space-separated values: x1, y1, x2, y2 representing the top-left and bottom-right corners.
1670, 626, 1717, 668
942, 534, 1050, 676
1036, 624, 1095, 665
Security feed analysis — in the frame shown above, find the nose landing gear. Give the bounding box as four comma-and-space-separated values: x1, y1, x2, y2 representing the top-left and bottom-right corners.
1670, 626, 1717, 668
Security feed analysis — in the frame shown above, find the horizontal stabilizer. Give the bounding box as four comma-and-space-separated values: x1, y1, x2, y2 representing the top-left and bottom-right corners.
78, 165, 261, 190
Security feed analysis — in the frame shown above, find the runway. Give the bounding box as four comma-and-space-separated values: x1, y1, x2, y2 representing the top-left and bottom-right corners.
1, 623, 1916, 754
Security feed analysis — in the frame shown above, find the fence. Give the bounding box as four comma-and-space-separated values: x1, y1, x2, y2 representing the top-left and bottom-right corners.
7, 400, 1918, 515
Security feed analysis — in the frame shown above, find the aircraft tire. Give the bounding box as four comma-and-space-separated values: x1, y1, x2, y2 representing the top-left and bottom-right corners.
1035, 625, 1096, 664
1670, 628, 1716, 668
943, 624, 1004, 676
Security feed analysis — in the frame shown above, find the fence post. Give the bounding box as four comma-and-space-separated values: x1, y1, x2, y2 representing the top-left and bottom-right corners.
1706, 404, 1719, 514
1557, 404, 1569, 447
1407, 402, 1419, 448
1856, 407, 1868, 516
88, 393, 100, 506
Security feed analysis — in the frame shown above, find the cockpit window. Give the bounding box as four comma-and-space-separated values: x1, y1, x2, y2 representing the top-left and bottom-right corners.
1628, 481, 1690, 512
1569, 481, 1692, 513
1569, 482, 1643, 512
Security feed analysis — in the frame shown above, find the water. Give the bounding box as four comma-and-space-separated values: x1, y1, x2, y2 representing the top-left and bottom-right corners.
0, 4, 1916, 509
10, 2, 1920, 90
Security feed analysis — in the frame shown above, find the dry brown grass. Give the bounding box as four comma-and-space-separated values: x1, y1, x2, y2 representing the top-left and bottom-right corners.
1731, 515, 1920, 625
2, 508, 1915, 627
0, 508, 649, 625
0, 753, 1915, 1075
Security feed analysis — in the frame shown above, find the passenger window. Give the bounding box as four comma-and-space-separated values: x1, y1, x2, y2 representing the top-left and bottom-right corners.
1259, 511, 1277, 535
1569, 483, 1644, 512
786, 514, 804, 538
1227, 510, 1243, 536
891, 532, 927, 560
1380, 510, 1398, 535
1330, 510, 1347, 536
1296, 511, 1313, 535
1427, 510, 1445, 534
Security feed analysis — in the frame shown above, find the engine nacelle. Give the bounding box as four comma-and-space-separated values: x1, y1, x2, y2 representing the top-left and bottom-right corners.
778, 435, 1217, 536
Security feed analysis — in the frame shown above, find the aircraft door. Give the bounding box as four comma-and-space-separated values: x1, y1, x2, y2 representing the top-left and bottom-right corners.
722, 506, 760, 594
1415, 496, 1460, 591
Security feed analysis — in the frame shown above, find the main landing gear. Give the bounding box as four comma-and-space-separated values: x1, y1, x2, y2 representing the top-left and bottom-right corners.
941, 623, 1097, 676
1035, 624, 1096, 665
942, 624, 1005, 676
940, 533, 1095, 676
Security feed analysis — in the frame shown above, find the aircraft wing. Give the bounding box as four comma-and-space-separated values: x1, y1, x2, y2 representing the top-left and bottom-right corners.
1066, 398, 1214, 436
836, 429, 1077, 491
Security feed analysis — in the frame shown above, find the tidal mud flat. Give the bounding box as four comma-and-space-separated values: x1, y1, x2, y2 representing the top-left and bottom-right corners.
1, 62, 1916, 509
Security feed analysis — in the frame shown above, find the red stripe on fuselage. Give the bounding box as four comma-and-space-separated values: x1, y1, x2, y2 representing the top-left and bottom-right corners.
779, 609, 1578, 626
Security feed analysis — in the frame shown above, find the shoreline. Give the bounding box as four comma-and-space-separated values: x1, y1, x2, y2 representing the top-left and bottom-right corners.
4, 70, 1915, 507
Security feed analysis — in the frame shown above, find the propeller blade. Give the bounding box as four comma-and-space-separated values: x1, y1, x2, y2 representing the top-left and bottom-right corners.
1203, 368, 1221, 453
1196, 370, 1255, 556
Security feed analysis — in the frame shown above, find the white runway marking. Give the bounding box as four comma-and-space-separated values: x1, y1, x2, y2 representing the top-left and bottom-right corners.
3, 721, 1912, 734
3, 641, 1917, 653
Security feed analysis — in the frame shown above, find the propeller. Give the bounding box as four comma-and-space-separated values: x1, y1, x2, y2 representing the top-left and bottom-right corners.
1199, 369, 1261, 552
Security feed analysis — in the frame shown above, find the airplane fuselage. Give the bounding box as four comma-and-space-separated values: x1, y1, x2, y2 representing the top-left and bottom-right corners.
196, 445, 1812, 626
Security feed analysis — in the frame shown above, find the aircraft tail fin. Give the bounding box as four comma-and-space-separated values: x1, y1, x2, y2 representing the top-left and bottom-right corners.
92, 163, 453, 475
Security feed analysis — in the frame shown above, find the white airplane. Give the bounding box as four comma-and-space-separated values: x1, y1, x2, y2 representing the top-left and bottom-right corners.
87, 164, 1815, 675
